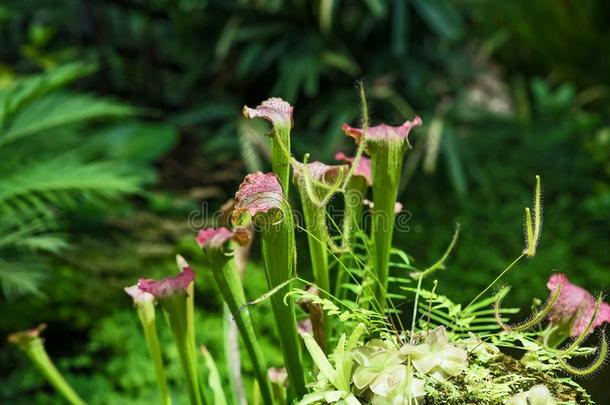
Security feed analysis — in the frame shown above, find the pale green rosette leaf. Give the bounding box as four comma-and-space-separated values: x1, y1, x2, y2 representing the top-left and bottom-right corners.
505, 385, 557, 405
400, 326, 467, 380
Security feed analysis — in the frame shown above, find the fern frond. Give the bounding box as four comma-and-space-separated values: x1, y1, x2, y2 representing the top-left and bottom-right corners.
0, 92, 134, 146
286, 287, 389, 334
0, 208, 67, 251
0, 62, 95, 123
0, 154, 142, 218
0, 257, 46, 299
402, 287, 519, 337
0, 64, 146, 298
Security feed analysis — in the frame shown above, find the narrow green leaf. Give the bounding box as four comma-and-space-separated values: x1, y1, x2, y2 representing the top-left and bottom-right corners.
411, 0, 464, 41
201, 346, 227, 405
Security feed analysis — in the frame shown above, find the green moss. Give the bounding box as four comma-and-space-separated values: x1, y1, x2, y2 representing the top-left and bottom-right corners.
424, 352, 593, 405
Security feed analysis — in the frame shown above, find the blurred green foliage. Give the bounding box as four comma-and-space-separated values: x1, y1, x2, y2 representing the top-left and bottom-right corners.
1, 0, 608, 403
0, 63, 162, 298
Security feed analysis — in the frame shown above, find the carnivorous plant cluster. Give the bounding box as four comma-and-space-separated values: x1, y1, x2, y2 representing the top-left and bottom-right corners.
10, 87, 609, 404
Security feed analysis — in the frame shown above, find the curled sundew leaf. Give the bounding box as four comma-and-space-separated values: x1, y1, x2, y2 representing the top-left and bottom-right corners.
232, 171, 287, 226
505, 384, 557, 405
558, 329, 608, 377
342, 117, 422, 149
553, 293, 604, 357
494, 284, 561, 332
243, 97, 293, 130
138, 267, 195, 298
8, 323, 47, 348
546, 273, 610, 337
335, 152, 372, 186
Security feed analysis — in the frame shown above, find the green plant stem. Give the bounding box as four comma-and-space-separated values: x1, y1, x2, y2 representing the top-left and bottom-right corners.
300, 191, 330, 294
263, 117, 305, 396
342, 178, 367, 247
464, 253, 525, 311
369, 140, 404, 310
210, 259, 275, 405
223, 305, 245, 405
186, 281, 196, 357
184, 279, 209, 403
18, 338, 86, 405
272, 122, 292, 196
335, 176, 367, 299
160, 294, 206, 405
297, 180, 333, 346
334, 80, 370, 195
271, 382, 286, 405
409, 275, 424, 344
135, 299, 172, 405
260, 207, 306, 398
